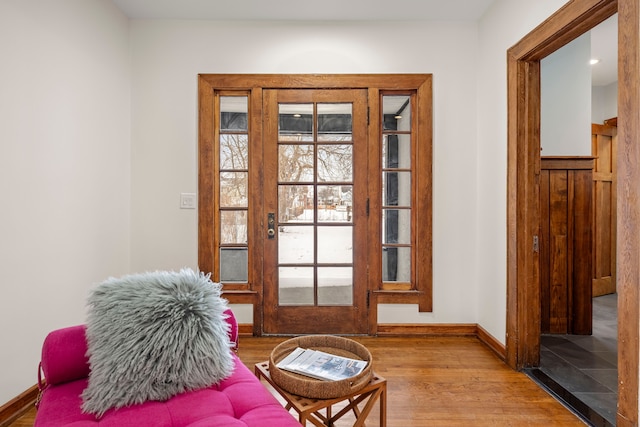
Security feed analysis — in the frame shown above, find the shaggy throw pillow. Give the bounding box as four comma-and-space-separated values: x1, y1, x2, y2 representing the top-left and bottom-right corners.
81, 268, 234, 417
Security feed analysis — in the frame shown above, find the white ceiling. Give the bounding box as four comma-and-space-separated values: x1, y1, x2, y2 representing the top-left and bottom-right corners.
111, 0, 617, 87
110, 0, 495, 21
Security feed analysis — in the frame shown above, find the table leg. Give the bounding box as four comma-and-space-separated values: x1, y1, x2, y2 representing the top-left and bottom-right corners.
379, 385, 387, 427
352, 388, 384, 427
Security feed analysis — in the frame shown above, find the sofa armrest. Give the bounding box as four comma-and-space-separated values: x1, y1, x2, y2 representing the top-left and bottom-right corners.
40, 325, 90, 386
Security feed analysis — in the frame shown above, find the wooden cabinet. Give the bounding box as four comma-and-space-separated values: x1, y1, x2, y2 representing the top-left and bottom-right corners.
540, 157, 594, 335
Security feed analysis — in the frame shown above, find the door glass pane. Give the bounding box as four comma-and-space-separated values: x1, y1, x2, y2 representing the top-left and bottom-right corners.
279, 267, 314, 305
382, 171, 411, 207
220, 134, 248, 170
382, 246, 411, 282
318, 144, 353, 182
218, 95, 249, 286
382, 134, 411, 169
317, 185, 352, 223
220, 210, 247, 244
279, 145, 314, 182
220, 248, 248, 282
220, 172, 248, 207
279, 104, 313, 141
383, 95, 411, 131
278, 226, 314, 264
380, 92, 417, 293
318, 267, 353, 305
278, 185, 313, 222
318, 103, 352, 141
276, 98, 357, 310
382, 209, 411, 244
317, 226, 352, 263
220, 96, 248, 132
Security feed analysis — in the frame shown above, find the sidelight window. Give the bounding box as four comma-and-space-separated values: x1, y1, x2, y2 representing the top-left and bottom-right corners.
381, 95, 413, 285
218, 95, 249, 283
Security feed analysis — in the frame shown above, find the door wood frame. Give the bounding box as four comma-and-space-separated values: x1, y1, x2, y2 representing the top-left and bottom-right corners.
198, 74, 432, 336
507, 0, 640, 424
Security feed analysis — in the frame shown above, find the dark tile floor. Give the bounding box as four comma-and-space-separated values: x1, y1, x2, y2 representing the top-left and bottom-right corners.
527, 293, 618, 426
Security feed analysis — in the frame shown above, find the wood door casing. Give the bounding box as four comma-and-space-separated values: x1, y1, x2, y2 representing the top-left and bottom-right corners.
507, 1, 640, 425
506, 0, 616, 367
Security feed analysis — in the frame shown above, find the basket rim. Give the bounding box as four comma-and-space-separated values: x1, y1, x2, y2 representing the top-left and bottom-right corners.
268, 335, 373, 399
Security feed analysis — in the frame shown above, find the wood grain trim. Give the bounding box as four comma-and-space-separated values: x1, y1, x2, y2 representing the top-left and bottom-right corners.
238, 324, 254, 337
477, 325, 507, 362
506, 54, 542, 370
197, 76, 215, 275
0, 384, 38, 427
616, 0, 640, 424
223, 291, 262, 336
372, 290, 424, 305
376, 323, 477, 336
237, 323, 504, 360
198, 74, 431, 90
415, 75, 434, 313
508, 0, 617, 61
540, 156, 596, 170
377, 323, 506, 361
593, 122, 616, 136
222, 290, 259, 304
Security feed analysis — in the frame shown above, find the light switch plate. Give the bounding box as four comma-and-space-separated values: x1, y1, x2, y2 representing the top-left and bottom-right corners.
180, 193, 197, 209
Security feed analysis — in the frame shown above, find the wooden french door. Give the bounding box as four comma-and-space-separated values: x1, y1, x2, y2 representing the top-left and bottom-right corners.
262, 88, 369, 334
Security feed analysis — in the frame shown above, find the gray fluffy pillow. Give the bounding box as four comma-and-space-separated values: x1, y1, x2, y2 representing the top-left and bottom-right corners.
81, 268, 234, 417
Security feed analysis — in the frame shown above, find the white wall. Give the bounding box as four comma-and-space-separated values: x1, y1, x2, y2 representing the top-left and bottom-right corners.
475, 0, 570, 342
541, 33, 592, 155
0, 0, 130, 405
592, 81, 618, 124
128, 20, 481, 325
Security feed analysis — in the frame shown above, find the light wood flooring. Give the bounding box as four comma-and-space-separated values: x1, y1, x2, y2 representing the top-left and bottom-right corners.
8, 336, 586, 426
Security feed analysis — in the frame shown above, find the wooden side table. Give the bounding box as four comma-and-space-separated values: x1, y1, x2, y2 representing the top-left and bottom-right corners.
255, 361, 387, 427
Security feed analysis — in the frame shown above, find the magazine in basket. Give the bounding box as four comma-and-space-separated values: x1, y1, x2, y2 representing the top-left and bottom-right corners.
276, 347, 368, 381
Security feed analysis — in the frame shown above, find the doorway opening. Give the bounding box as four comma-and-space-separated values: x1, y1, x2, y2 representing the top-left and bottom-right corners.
529, 13, 619, 425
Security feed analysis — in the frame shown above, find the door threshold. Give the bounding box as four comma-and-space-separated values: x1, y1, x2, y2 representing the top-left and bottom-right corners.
525, 368, 613, 427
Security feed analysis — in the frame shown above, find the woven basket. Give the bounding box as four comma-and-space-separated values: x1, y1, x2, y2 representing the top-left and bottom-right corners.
269, 335, 373, 399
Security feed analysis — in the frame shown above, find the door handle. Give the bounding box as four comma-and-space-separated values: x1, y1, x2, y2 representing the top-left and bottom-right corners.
267, 213, 275, 239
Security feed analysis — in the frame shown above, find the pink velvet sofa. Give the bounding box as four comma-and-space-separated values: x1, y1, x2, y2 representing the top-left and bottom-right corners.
34, 310, 300, 426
